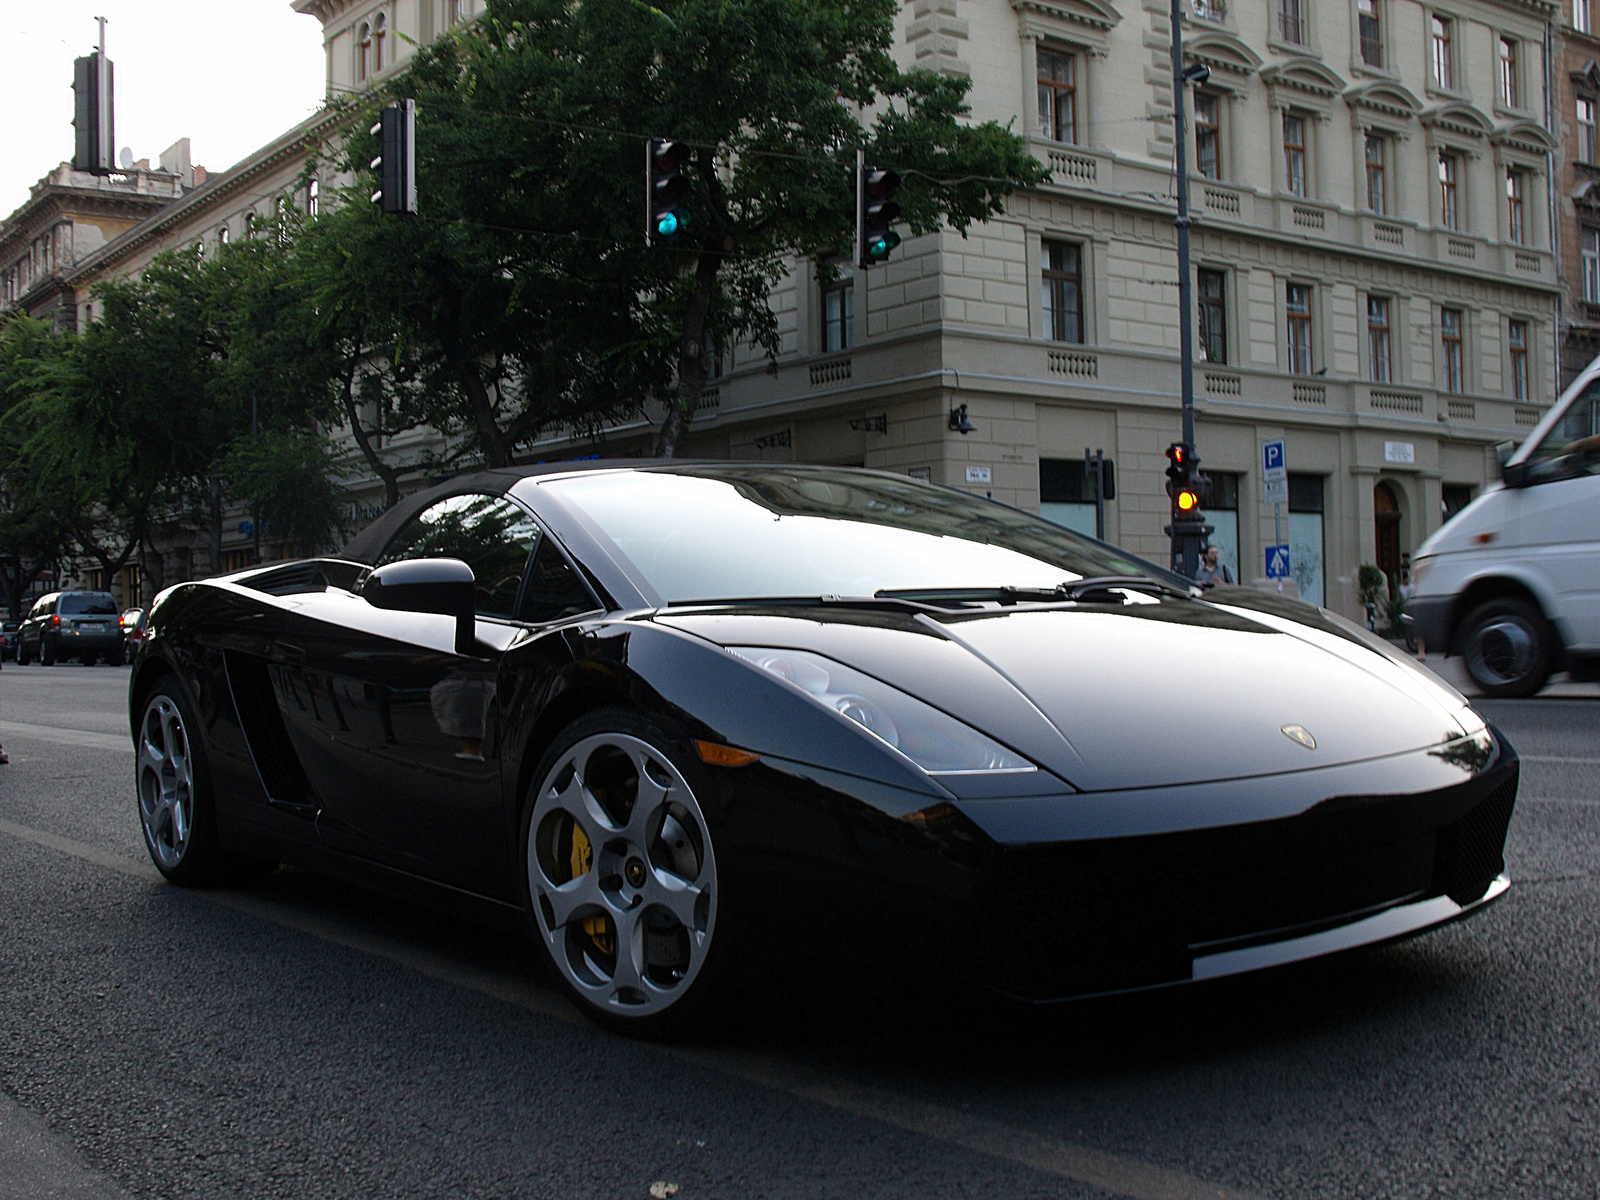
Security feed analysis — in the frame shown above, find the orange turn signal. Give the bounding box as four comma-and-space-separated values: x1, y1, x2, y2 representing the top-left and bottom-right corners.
694, 740, 760, 767
1176, 490, 1199, 512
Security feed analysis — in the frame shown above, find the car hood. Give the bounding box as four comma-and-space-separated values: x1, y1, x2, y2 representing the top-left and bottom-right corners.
653, 591, 1479, 792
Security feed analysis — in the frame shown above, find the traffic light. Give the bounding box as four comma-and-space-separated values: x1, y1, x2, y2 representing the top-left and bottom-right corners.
369, 100, 416, 216
1164, 441, 1213, 578
857, 164, 902, 269
73, 51, 114, 175
647, 139, 691, 243
1164, 442, 1191, 501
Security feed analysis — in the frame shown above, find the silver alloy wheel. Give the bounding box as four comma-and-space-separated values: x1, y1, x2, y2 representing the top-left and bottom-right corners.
1465, 613, 1538, 688
138, 694, 194, 871
528, 732, 717, 1017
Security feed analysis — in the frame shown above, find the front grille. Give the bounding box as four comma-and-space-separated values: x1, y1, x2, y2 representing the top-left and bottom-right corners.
962, 773, 1518, 1001
1435, 773, 1518, 904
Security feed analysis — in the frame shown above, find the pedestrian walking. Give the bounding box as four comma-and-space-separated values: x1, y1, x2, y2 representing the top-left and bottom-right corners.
1194, 544, 1232, 587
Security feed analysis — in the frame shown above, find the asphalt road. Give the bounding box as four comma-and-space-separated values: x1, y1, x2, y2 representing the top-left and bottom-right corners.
1, 657, 1596, 1200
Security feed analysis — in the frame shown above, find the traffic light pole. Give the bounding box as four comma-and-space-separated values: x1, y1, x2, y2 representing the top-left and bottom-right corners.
1166, 0, 1207, 579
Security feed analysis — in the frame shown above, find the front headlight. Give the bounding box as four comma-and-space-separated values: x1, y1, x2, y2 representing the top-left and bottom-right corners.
728, 646, 1036, 777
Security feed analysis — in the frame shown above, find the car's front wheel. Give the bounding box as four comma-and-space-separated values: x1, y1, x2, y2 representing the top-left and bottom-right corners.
137, 680, 275, 886
1461, 597, 1553, 698
15, 639, 29, 666
523, 710, 725, 1037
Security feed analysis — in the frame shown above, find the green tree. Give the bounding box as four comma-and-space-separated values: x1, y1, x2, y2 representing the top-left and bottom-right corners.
338, 0, 1046, 463
0, 316, 71, 619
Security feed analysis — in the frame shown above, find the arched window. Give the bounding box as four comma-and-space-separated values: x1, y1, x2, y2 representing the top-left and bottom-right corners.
195, 238, 205, 257
219, 225, 230, 245
307, 178, 320, 217
358, 22, 372, 81
374, 12, 387, 73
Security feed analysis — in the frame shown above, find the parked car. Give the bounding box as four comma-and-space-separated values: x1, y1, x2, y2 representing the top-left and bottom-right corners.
0, 621, 17, 661
131, 463, 1517, 1037
17, 591, 126, 666
1408, 357, 1600, 697
120, 608, 146, 660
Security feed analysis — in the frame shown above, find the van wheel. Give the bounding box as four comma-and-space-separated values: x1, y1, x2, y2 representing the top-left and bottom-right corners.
1461, 598, 1553, 698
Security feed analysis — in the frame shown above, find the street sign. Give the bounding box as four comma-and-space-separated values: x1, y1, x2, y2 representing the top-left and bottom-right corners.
1263, 474, 1288, 505
1265, 544, 1291, 579
1262, 439, 1286, 479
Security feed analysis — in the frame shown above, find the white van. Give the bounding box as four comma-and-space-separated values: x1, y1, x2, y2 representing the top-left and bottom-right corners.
1407, 360, 1600, 697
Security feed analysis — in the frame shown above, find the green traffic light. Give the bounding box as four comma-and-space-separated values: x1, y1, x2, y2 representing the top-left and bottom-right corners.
866, 230, 902, 261
657, 211, 679, 236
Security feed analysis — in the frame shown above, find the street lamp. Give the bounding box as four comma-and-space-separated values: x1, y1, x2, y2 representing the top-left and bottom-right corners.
1166, 3, 1213, 579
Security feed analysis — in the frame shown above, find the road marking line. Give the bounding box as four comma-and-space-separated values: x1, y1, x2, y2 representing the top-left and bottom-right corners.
0, 721, 130, 754
0, 819, 1269, 1200
1518, 755, 1600, 765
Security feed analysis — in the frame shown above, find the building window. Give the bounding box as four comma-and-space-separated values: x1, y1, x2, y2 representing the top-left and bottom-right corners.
195, 238, 205, 258
1499, 38, 1519, 108
1442, 482, 1474, 519
1194, 93, 1220, 179
1206, 472, 1241, 583
1283, 113, 1307, 197
1286, 283, 1313, 375
1441, 308, 1464, 393
374, 12, 388, 72
450, 0, 466, 24
1365, 134, 1387, 213
1580, 0, 1594, 34
819, 259, 853, 352
1287, 474, 1325, 606
1193, 0, 1225, 20
1367, 297, 1392, 383
1198, 268, 1227, 364
1037, 49, 1078, 144
1432, 16, 1453, 89
1580, 98, 1597, 163
307, 178, 320, 217
218, 225, 229, 246
1042, 240, 1084, 343
1506, 170, 1526, 244
1586, 229, 1600, 302
1438, 153, 1459, 230
1359, 0, 1383, 68
1278, 0, 1305, 44
1508, 319, 1528, 400
1040, 458, 1116, 538
358, 22, 372, 81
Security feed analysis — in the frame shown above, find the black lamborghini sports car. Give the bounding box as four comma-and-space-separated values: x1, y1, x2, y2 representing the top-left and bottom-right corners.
130, 462, 1517, 1034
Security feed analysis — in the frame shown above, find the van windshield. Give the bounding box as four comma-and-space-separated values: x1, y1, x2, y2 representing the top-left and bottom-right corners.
1526, 382, 1600, 483
60, 593, 119, 616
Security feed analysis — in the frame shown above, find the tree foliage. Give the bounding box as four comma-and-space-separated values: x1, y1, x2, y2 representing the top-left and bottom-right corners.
336, 0, 1046, 459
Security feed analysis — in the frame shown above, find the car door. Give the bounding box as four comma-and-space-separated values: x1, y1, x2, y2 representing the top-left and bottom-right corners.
1515, 387, 1600, 651
271, 493, 542, 899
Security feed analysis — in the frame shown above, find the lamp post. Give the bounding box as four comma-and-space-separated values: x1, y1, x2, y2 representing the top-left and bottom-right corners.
1165, 0, 1212, 578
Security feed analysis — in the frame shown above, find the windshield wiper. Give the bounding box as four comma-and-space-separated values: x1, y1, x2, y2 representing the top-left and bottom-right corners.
665, 594, 944, 616
1056, 575, 1198, 601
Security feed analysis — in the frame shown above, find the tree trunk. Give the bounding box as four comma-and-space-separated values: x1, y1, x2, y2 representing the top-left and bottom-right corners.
656, 153, 731, 458
340, 350, 403, 510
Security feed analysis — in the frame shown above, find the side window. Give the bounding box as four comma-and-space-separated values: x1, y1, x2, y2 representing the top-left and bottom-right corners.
519, 539, 601, 624
380, 493, 540, 619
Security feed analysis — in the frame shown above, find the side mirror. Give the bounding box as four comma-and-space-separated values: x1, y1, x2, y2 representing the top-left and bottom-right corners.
361, 558, 477, 655
1494, 441, 1529, 488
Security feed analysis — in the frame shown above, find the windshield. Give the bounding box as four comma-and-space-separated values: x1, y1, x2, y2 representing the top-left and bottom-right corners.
60, 593, 119, 616
540, 466, 1174, 603
1525, 380, 1600, 484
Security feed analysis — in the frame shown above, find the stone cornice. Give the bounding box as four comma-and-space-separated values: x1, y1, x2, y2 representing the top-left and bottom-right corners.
1420, 102, 1495, 139
1491, 119, 1559, 155
1185, 31, 1262, 77
1261, 58, 1346, 99
1010, 0, 1122, 36
1344, 81, 1423, 121
64, 106, 349, 284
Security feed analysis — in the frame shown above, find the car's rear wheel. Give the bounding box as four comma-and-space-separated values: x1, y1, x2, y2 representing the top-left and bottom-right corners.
15, 639, 29, 666
40, 638, 55, 666
107, 645, 126, 667
1461, 597, 1553, 698
82, 653, 98, 666
523, 710, 725, 1038
137, 680, 275, 886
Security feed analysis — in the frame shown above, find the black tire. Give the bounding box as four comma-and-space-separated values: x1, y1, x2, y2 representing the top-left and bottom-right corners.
1461, 597, 1553, 698
82, 653, 98, 667
135, 678, 277, 886
521, 707, 732, 1039
106, 646, 126, 667
15, 639, 29, 666
40, 638, 55, 666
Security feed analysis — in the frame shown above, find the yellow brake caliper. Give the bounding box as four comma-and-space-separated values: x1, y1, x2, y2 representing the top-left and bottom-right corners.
569, 821, 614, 957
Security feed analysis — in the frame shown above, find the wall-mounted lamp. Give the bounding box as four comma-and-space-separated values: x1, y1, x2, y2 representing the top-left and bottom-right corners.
1182, 63, 1211, 86
949, 404, 976, 434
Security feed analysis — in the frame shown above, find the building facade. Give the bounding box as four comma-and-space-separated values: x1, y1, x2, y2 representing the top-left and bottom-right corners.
9, 0, 1561, 622
1556, 0, 1600, 385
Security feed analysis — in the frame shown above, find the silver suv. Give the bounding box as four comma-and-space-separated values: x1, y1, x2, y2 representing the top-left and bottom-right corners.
16, 591, 126, 666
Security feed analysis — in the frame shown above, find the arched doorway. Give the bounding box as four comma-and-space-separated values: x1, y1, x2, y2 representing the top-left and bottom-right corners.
1374, 481, 1402, 585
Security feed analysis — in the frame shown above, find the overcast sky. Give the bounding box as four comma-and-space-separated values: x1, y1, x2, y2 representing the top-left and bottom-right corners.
1, 0, 326, 218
